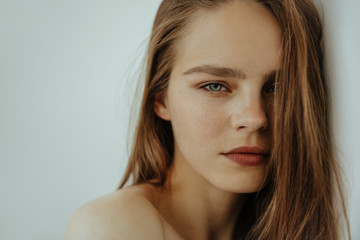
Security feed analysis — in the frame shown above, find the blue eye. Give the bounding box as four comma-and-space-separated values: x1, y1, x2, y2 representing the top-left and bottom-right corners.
264, 83, 279, 94
203, 83, 228, 92
265, 85, 275, 93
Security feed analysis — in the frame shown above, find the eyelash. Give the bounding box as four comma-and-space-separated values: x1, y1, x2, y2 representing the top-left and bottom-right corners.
201, 82, 230, 93
264, 82, 279, 94
199, 81, 279, 96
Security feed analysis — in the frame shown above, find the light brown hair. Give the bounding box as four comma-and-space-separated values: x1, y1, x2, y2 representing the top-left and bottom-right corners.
119, 0, 350, 239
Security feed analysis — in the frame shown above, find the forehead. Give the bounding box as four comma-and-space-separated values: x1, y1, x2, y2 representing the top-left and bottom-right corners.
173, 0, 282, 76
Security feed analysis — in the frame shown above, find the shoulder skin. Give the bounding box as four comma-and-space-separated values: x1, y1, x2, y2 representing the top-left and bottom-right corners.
63, 189, 165, 240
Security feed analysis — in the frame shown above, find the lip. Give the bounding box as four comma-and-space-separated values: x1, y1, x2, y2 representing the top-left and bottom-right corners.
222, 146, 270, 166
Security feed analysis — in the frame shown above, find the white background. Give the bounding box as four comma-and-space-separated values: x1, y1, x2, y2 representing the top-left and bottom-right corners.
0, 0, 358, 239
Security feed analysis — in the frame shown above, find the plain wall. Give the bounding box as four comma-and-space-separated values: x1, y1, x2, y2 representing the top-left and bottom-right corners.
323, 0, 360, 237
0, 0, 358, 239
0, 1, 162, 239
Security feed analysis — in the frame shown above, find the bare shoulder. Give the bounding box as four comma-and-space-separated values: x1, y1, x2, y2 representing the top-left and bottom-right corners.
63, 185, 164, 240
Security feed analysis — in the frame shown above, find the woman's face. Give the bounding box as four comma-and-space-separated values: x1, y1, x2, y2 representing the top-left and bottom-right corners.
155, 1, 282, 193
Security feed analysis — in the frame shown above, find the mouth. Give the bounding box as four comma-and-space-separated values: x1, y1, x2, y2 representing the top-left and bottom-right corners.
221, 146, 270, 166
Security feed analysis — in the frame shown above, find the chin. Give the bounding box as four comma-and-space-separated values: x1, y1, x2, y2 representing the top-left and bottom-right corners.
210, 169, 267, 194
216, 183, 265, 194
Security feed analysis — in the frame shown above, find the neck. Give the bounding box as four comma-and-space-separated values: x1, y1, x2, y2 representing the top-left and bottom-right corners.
155, 157, 248, 240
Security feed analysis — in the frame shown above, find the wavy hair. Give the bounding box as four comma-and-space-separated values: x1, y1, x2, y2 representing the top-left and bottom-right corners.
119, 0, 350, 239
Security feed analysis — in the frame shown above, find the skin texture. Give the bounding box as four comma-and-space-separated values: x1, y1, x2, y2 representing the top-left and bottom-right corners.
63, 1, 282, 239
157, 1, 281, 194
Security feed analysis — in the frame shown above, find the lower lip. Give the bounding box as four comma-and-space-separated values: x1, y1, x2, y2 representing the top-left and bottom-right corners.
222, 153, 267, 166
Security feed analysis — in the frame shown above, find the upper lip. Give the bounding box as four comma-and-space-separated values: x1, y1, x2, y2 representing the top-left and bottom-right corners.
223, 146, 270, 155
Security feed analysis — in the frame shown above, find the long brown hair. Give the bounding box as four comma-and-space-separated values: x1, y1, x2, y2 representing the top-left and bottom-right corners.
119, 0, 350, 239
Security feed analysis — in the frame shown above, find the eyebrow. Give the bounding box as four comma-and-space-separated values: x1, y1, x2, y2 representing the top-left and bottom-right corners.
183, 64, 247, 80
183, 64, 278, 82
264, 71, 277, 82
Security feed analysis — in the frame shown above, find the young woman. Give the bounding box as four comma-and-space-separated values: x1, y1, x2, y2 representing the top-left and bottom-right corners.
64, 0, 350, 239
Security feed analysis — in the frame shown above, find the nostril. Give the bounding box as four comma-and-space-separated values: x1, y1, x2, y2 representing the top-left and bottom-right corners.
231, 111, 268, 132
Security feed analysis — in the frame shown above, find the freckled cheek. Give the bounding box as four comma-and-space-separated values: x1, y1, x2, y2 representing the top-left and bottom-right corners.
170, 96, 226, 140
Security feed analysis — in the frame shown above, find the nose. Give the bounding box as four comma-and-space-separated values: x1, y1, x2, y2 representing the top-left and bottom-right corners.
230, 95, 269, 132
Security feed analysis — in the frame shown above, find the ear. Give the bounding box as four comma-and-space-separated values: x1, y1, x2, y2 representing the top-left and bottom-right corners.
154, 93, 171, 121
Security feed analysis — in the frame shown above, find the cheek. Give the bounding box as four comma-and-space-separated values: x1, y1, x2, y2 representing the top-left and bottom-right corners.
169, 92, 227, 142
265, 99, 275, 130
